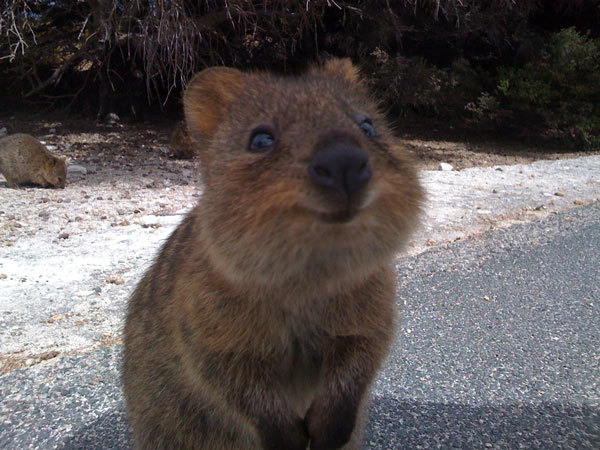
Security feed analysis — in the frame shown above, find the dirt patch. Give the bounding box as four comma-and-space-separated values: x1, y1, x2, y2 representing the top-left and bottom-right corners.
0, 113, 596, 247
2, 114, 596, 174
2, 113, 598, 363
407, 138, 597, 171
0, 350, 60, 375
0, 114, 200, 246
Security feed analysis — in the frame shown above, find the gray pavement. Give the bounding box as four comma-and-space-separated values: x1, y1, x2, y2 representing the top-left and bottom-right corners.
368, 201, 600, 449
1, 203, 598, 449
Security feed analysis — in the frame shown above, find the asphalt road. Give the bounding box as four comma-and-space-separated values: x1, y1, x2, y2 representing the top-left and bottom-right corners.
1, 203, 599, 449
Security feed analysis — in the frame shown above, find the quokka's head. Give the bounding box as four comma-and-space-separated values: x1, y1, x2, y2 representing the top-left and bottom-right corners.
184, 59, 423, 288
43, 156, 67, 188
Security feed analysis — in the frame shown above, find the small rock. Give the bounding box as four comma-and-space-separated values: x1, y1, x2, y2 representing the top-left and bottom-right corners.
0, 274, 7, 279
46, 145, 57, 151
39, 211, 51, 221
58, 232, 70, 239
105, 112, 120, 124
68, 164, 87, 176
117, 209, 127, 215
574, 200, 584, 205
0, 127, 7, 137
439, 162, 453, 171
554, 192, 565, 197
48, 128, 56, 133
495, 167, 503, 171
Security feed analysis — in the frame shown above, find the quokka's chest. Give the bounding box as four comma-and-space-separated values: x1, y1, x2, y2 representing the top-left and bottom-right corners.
278, 338, 324, 416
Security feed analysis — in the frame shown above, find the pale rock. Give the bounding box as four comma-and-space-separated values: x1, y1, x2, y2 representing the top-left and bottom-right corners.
67, 164, 87, 176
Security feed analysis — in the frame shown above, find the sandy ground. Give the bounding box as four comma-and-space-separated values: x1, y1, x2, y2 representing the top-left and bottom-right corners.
0, 116, 599, 374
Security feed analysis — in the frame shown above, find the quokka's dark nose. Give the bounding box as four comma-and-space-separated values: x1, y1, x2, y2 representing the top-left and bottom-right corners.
309, 142, 371, 197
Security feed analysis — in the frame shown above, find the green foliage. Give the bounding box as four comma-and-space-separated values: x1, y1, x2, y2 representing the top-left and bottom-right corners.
365, 51, 483, 119
1, 1, 599, 149
481, 28, 600, 149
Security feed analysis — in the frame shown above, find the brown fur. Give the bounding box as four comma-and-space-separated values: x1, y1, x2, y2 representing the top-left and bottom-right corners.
0, 134, 67, 188
168, 121, 196, 159
123, 59, 423, 450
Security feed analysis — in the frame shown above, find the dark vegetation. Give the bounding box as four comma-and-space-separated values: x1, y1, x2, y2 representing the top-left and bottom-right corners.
1, 1, 599, 148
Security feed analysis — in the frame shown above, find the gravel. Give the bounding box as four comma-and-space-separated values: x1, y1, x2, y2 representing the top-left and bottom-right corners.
1, 155, 599, 363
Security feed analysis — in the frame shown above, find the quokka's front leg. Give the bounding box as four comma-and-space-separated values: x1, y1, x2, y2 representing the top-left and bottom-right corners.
305, 335, 387, 450
204, 351, 310, 450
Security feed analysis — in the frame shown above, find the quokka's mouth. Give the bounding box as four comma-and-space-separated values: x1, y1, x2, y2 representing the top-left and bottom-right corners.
317, 207, 359, 224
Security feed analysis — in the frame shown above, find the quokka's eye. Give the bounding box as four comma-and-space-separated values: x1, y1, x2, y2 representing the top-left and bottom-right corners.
248, 127, 276, 152
359, 119, 376, 138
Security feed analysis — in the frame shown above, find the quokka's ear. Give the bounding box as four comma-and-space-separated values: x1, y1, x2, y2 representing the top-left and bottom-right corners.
316, 58, 364, 88
183, 67, 246, 143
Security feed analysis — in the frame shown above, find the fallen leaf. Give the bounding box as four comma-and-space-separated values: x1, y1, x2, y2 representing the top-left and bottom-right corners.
106, 276, 125, 285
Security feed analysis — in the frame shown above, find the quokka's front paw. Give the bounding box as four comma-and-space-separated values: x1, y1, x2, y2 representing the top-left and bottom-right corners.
305, 395, 357, 450
258, 415, 309, 450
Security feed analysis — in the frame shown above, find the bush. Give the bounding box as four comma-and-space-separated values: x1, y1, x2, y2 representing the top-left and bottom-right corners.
471, 28, 600, 149
365, 50, 483, 119
1, 0, 598, 150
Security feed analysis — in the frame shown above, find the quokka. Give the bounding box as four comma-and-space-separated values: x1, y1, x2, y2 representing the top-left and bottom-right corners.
123, 58, 423, 450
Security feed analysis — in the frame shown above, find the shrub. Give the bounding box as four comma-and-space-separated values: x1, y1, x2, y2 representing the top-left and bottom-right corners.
474, 28, 600, 148
365, 50, 483, 119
